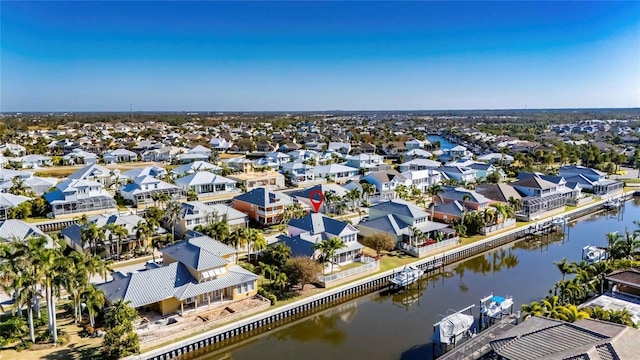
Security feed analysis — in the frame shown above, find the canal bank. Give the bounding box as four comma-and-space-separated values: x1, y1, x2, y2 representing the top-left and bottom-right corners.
127, 192, 636, 360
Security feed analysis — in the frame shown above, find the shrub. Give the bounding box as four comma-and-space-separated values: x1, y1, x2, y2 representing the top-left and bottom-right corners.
258, 288, 277, 305
84, 325, 95, 337
57, 330, 70, 346
15, 340, 32, 352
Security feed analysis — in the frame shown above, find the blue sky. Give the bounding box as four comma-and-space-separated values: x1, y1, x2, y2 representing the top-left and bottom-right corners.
1, 1, 639, 112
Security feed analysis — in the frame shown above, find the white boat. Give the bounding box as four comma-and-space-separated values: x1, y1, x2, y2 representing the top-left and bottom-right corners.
603, 198, 620, 209
431, 310, 475, 345
480, 293, 514, 318
389, 266, 424, 287
551, 216, 567, 226
582, 245, 608, 263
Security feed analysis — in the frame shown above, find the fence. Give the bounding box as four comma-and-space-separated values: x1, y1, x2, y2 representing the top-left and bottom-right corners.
399, 237, 459, 257
480, 218, 517, 235
318, 257, 379, 286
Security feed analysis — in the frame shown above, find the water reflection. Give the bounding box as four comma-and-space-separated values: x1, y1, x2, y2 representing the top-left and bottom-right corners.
512, 232, 565, 251
267, 303, 355, 345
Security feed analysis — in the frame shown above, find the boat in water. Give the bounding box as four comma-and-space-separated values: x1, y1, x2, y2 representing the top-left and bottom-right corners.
582, 245, 608, 263
551, 216, 568, 227
431, 306, 475, 346
603, 198, 621, 210
480, 293, 514, 319
389, 266, 424, 288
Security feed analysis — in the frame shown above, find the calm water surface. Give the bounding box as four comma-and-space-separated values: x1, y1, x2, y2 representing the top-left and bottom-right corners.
196, 199, 640, 360
426, 135, 456, 150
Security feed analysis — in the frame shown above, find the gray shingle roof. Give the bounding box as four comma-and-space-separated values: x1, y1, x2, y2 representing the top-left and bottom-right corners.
369, 200, 429, 220
161, 236, 235, 271
288, 213, 352, 237
233, 187, 292, 208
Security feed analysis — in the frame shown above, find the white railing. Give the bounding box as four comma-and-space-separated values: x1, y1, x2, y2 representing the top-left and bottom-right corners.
318, 257, 379, 285
480, 218, 517, 235
400, 237, 460, 257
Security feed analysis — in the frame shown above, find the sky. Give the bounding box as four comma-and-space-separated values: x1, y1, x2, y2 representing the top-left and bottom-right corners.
1, 1, 639, 112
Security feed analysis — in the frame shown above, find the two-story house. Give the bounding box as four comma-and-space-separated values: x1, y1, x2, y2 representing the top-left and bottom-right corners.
67, 163, 113, 187
289, 184, 348, 214
398, 158, 442, 172
209, 137, 233, 152
62, 148, 98, 165
233, 187, 293, 226
404, 149, 434, 161
313, 164, 359, 184
44, 178, 116, 218
435, 166, 478, 184
103, 148, 138, 163
400, 170, 443, 192
0, 169, 57, 195
97, 235, 258, 316
0, 193, 33, 220
119, 175, 183, 207
274, 213, 363, 266
178, 201, 248, 237
345, 154, 389, 171
559, 165, 623, 196
281, 162, 317, 186
175, 172, 239, 200
171, 161, 222, 178
265, 151, 292, 165
361, 170, 410, 200
511, 176, 566, 220
9, 155, 53, 169
405, 139, 428, 151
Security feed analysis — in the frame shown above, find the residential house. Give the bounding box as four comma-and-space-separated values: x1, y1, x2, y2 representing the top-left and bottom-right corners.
44, 179, 116, 218
256, 141, 274, 153
62, 148, 98, 165
103, 149, 138, 163
121, 165, 168, 181
142, 146, 188, 162
189, 145, 212, 157
580, 267, 640, 325
265, 152, 291, 165
228, 171, 285, 191
313, 164, 359, 184
0, 193, 32, 220
400, 170, 443, 192
275, 213, 363, 265
559, 165, 623, 196
327, 142, 351, 155
0, 169, 57, 195
398, 159, 441, 172
8, 155, 53, 169
97, 235, 258, 315
0, 143, 26, 156
60, 213, 152, 259
281, 162, 317, 186
405, 139, 429, 151
404, 149, 433, 161
175, 172, 239, 199
0, 219, 51, 246
361, 170, 409, 200
289, 184, 349, 214
511, 176, 567, 220
477, 153, 514, 165
436, 186, 491, 211
222, 157, 255, 173
67, 163, 113, 186
233, 187, 293, 227
475, 183, 522, 205
210, 138, 233, 152
355, 143, 376, 154
439, 145, 470, 161
178, 201, 248, 237
345, 154, 390, 171
435, 166, 478, 184
287, 150, 320, 163
467, 162, 505, 181
171, 161, 222, 177
119, 176, 183, 207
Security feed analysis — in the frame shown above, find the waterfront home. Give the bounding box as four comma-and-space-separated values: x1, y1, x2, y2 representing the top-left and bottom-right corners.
45, 179, 116, 218
430, 200, 466, 223
289, 183, 349, 214
233, 187, 293, 227
97, 235, 258, 316
361, 170, 409, 200
400, 170, 443, 192
280, 162, 317, 186
228, 171, 285, 191
475, 183, 522, 204
403, 148, 433, 161
119, 175, 183, 207
358, 200, 453, 251
313, 164, 359, 184
178, 201, 248, 237
60, 213, 153, 259
477, 153, 514, 165
398, 158, 441, 172
489, 316, 638, 359
275, 213, 362, 266
435, 166, 478, 183
436, 186, 491, 210
439, 145, 470, 161
67, 163, 113, 186
0, 219, 51, 245
511, 176, 567, 220
0, 193, 32, 220
558, 165, 624, 196
345, 154, 389, 171
210, 137, 233, 152
103, 148, 138, 163
580, 267, 640, 325
171, 161, 222, 177
62, 148, 98, 165
174, 172, 239, 199
8, 154, 53, 169
405, 139, 429, 151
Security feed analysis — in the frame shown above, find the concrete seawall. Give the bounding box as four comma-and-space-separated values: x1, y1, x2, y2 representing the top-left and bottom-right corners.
125, 191, 636, 360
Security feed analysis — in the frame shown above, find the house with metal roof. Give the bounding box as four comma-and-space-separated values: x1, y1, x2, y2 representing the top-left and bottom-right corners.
0, 219, 51, 246
62, 148, 98, 165
345, 154, 389, 171
488, 316, 639, 360
209, 137, 233, 151
171, 161, 222, 177
280, 162, 317, 186
0, 193, 32, 220
274, 213, 362, 266
178, 201, 248, 237
233, 187, 293, 227
313, 164, 359, 184
97, 235, 258, 316
121, 165, 168, 180
175, 172, 239, 200
559, 165, 623, 196
361, 170, 410, 201
403, 149, 434, 161
44, 178, 116, 218
0, 172, 57, 195
435, 166, 478, 184
437, 186, 492, 210
400, 170, 443, 192
119, 175, 183, 208
103, 148, 138, 163
398, 158, 442, 173
67, 163, 112, 186
8, 154, 53, 169
511, 176, 567, 221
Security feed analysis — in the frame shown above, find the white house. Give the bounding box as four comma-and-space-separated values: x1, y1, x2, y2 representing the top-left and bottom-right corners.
120, 176, 183, 207
67, 163, 113, 186
178, 201, 248, 236
362, 170, 410, 200
345, 154, 387, 170
209, 138, 233, 151
401, 170, 443, 192
62, 149, 98, 165
9, 155, 53, 169
44, 179, 116, 218
327, 142, 351, 155
313, 164, 359, 183
281, 162, 317, 186
174, 172, 239, 198
103, 149, 138, 163
398, 159, 442, 172
435, 166, 478, 183
171, 161, 222, 177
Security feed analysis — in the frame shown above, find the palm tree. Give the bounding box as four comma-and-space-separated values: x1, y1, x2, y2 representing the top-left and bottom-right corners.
541, 295, 568, 321
274, 272, 288, 294
561, 304, 590, 322
345, 188, 361, 211
81, 222, 105, 256
105, 223, 128, 259
164, 200, 183, 241
0, 239, 36, 342
83, 285, 105, 327
554, 258, 572, 281
507, 196, 522, 212
259, 262, 278, 285
134, 221, 153, 252
605, 231, 620, 260
611, 229, 640, 260
361, 183, 375, 202
229, 228, 249, 254
395, 184, 409, 200
314, 237, 346, 274
521, 301, 544, 319
408, 226, 423, 247
247, 228, 267, 263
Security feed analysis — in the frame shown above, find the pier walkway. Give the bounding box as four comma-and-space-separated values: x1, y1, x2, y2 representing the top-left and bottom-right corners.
438, 314, 520, 360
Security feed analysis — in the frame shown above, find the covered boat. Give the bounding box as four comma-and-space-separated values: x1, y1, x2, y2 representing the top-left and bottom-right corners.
480, 294, 513, 319
431, 312, 475, 345
389, 266, 424, 288
603, 198, 620, 210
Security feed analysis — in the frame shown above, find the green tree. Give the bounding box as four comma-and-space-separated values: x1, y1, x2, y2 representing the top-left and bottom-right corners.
83, 285, 105, 327
164, 200, 183, 241
314, 237, 346, 274
360, 233, 396, 258
283, 257, 322, 290
103, 299, 140, 359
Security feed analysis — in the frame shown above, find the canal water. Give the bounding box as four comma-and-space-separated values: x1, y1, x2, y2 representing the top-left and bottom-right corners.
426, 135, 456, 150
193, 199, 640, 360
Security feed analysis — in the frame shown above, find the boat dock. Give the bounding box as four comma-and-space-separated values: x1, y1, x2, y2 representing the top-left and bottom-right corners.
437, 313, 520, 360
